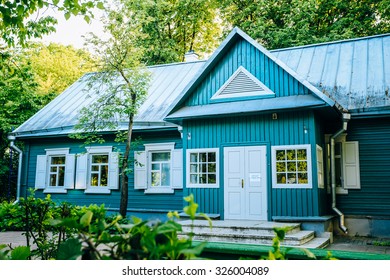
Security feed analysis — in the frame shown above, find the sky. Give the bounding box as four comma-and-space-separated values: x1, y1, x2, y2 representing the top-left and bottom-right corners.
37, 7, 107, 50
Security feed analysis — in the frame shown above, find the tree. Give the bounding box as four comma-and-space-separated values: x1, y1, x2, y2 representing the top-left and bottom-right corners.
218, 0, 390, 49
0, 49, 52, 199
23, 43, 96, 95
0, 0, 104, 46
119, 0, 222, 65
72, 8, 151, 217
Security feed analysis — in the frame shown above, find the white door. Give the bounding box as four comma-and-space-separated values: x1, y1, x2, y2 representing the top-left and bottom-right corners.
224, 146, 267, 220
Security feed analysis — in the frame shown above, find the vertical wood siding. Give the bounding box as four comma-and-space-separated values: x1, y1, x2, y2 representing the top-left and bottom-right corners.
185, 38, 309, 107
23, 130, 184, 213
184, 111, 320, 218
337, 118, 390, 216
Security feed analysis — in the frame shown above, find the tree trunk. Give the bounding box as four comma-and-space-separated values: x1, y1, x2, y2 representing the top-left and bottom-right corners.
119, 114, 134, 217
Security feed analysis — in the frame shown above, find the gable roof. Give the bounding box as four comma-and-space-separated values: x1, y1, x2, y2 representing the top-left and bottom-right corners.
13, 61, 206, 138
271, 33, 390, 115
165, 27, 339, 119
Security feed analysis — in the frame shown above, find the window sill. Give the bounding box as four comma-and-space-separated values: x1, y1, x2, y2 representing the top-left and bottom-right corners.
43, 188, 68, 194
84, 188, 111, 194
336, 187, 349, 195
273, 185, 312, 189
144, 188, 174, 194
187, 184, 219, 189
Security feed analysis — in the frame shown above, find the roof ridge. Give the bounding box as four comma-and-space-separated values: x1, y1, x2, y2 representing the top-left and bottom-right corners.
271, 33, 390, 52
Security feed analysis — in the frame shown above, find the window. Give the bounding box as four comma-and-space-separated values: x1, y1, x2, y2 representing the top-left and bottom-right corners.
35, 148, 75, 193
48, 156, 66, 187
75, 146, 119, 194
134, 143, 183, 194
325, 135, 360, 194
187, 148, 219, 188
272, 145, 312, 188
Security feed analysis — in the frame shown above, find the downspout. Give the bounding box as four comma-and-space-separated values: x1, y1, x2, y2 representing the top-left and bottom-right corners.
330, 113, 350, 234
8, 135, 22, 204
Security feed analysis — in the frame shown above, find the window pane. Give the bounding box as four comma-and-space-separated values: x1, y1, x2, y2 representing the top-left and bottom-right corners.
58, 166, 65, 186
151, 163, 160, 171
91, 165, 99, 172
190, 153, 198, 163
276, 162, 286, 172
50, 166, 57, 172
287, 173, 296, 184
49, 174, 57, 186
152, 152, 170, 161
151, 172, 160, 186
287, 150, 296, 160
190, 164, 198, 173
287, 162, 296, 172
208, 152, 216, 162
277, 173, 286, 184
201, 163, 207, 173
208, 174, 216, 184
276, 150, 286, 160
208, 163, 216, 173
298, 173, 308, 184
200, 153, 207, 162
200, 174, 207, 184
100, 166, 108, 186
91, 174, 99, 186
297, 149, 307, 160
51, 156, 65, 164
161, 163, 170, 186
190, 174, 198, 184
92, 155, 108, 163
297, 161, 307, 172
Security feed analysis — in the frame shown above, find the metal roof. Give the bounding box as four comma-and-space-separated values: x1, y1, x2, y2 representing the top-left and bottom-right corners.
271, 34, 390, 113
13, 60, 206, 137
166, 95, 326, 122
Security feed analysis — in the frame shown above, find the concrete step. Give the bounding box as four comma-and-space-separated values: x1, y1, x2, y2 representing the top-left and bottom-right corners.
178, 220, 331, 249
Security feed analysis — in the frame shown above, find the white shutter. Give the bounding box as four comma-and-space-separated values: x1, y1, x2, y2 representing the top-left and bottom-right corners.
64, 154, 76, 189
343, 141, 361, 189
172, 149, 183, 189
75, 153, 88, 190
108, 152, 119, 190
134, 151, 147, 189
316, 145, 324, 189
35, 155, 47, 189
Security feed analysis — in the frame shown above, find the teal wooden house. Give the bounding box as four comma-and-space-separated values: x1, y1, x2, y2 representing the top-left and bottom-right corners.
9, 28, 390, 238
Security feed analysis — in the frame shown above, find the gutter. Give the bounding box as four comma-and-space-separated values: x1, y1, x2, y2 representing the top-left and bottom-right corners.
330, 113, 351, 234
8, 135, 22, 204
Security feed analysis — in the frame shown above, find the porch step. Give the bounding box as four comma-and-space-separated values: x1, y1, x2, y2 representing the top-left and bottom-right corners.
179, 220, 330, 249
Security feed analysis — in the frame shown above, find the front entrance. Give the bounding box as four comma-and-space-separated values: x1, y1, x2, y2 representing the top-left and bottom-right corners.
224, 146, 267, 220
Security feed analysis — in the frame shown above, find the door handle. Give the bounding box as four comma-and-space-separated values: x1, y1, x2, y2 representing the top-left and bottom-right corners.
241, 179, 244, 188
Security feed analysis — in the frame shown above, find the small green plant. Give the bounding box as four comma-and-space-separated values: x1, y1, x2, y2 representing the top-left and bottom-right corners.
0, 244, 30, 260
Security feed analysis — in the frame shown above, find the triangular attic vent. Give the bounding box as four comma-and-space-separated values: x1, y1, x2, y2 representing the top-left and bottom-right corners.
211, 66, 274, 100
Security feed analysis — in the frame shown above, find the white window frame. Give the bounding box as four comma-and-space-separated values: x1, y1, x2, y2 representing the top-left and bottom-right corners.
35, 148, 75, 194
271, 144, 312, 189
144, 143, 175, 194
186, 148, 219, 188
79, 146, 119, 194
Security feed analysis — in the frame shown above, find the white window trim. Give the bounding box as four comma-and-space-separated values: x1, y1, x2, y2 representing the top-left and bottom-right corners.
39, 148, 75, 194
271, 144, 312, 189
143, 143, 175, 194
82, 146, 119, 194
186, 148, 220, 189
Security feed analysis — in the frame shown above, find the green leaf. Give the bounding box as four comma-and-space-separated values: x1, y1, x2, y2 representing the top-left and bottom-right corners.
97, 2, 105, 10
80, 211, 93, 227
57, 238, 82, 260
64, 12, 71, 20
10, 246, 30, 260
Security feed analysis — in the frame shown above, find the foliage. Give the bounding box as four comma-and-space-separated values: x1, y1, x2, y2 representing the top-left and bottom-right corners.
50, 194, 208, 260
0, 200, 25, 231
118, 0, 222, 64
0, 0, 104, 46
0, 244, 30, 260
22, 43, 96, 95
218, 0, 390, 49
72, 7, 151, 217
